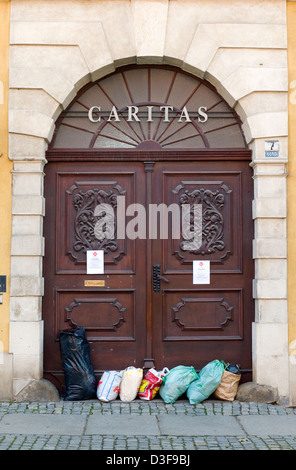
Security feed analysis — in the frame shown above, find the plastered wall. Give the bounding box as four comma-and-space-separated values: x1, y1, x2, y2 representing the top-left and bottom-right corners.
0, 0, 13, 399
287, 0, 296, 403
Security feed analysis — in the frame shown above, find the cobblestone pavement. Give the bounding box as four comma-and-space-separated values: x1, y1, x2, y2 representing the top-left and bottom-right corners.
0, 399, 296, 450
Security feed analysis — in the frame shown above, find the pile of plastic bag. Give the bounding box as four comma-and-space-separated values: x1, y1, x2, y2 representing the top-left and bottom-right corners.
97, 366, 169, 402
159, 361, 241, 404
59, 326, 241, 403
95, 361, 241, 404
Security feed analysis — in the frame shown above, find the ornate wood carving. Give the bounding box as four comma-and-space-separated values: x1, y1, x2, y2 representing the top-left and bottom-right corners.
173, 181, 232, 256
66, 182, 126, 263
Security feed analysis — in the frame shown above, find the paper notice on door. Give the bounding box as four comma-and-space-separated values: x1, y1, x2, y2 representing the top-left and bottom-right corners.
87, 250, 104, 274
193, 260, 210, 284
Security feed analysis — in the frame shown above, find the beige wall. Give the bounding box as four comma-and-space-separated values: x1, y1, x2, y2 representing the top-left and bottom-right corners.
6, 0, 291, 402
0, 1, 11, 351
287, 1, 296, 401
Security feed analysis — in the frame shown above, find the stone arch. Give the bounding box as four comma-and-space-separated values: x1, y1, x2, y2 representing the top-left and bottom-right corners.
9, 50, 286, 161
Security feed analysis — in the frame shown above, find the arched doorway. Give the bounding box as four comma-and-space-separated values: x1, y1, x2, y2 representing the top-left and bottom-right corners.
43, 66, 254, 394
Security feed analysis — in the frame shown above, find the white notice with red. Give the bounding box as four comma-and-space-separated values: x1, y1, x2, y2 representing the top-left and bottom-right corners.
87, 250, 104, 274
193, 260, 210, 284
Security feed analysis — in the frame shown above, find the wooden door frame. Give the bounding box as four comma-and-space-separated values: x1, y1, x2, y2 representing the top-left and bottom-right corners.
46, 148, 252, 163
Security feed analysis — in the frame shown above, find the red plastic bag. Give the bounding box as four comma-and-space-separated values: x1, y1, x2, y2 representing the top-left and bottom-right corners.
138, 367, 169, 400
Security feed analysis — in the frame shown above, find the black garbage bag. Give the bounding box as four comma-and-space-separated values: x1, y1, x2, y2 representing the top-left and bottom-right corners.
59, 326, 97, 401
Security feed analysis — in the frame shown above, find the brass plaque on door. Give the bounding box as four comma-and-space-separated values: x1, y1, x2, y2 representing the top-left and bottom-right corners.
84, 280, 105, 287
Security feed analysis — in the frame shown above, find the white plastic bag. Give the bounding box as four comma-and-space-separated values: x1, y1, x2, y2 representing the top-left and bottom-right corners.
119, 366, 143, 402
97, 370, 123, 402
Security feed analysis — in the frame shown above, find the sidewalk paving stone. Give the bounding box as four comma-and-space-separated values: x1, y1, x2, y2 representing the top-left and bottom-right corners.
0, 399, 296, 450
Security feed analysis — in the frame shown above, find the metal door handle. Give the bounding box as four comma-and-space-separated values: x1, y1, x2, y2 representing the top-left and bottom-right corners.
153, 264, 169, 292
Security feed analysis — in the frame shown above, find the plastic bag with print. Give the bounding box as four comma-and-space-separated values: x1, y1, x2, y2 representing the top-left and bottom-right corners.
97, 370, 123, 402
138, 367, 169, 400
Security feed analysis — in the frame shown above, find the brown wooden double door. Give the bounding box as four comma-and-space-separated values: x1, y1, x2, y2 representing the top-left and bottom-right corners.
43, 156, 254, 392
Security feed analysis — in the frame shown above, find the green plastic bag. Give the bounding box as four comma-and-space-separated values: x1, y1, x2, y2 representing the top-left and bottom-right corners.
186, 360, 224, 404
159, 365, 199, 403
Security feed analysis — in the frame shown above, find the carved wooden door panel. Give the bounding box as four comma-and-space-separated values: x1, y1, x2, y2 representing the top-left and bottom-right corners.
150, 160, 254, 379
43, 161, 147, 391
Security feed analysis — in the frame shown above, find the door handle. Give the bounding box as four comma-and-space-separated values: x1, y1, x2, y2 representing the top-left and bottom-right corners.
153, 264, 169, 292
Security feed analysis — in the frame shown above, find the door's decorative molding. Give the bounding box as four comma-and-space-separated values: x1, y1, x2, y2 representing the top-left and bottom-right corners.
64, 297, 127, 331
171, 296, 233, 332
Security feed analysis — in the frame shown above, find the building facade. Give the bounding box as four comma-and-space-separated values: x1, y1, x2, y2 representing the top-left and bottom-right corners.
1, 0, 296, 404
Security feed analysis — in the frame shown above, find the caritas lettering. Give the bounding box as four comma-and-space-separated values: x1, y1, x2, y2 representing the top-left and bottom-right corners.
88, 105, 207, 123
